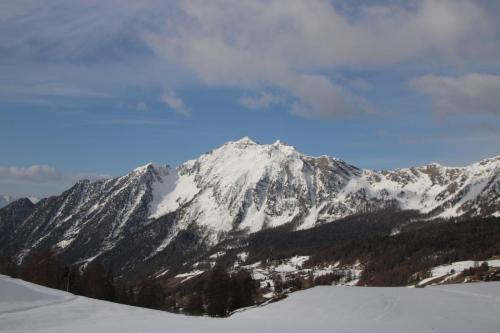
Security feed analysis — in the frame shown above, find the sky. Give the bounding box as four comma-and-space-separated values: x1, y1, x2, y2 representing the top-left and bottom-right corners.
1, 0, 499, 198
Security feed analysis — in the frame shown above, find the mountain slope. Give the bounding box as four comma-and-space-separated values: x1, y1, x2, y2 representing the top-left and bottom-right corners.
148, 137, 500, 241
146, 138, 500, 232
0, 164, 174, 265
0, 138, 498, 278
149, 137, 363, 236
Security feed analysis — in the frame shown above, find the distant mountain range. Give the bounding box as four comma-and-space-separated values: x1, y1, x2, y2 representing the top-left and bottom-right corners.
0, 195, 38, 209
0, 195, 12, 208
0, 138, 498, 315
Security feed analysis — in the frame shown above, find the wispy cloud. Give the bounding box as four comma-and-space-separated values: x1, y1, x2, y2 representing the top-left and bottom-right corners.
240, 92, 283, 110
401, 130, 500, 145
144, 0, 497, 118
161, 90, 190, 116
1, 1, 499, 119
0, 165, 62, 182
0, 83, 110, 98
89, 114, 179, 126
0, 165, 110, 183
0, 165, 111, 198
411, 73, 500, 115
134, 101, 149, 112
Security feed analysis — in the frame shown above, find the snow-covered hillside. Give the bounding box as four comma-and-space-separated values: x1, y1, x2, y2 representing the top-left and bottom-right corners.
149, 137, 363, 235
418, 259, 500, 286
148, 137, 499, 238
1, 275, 499, 333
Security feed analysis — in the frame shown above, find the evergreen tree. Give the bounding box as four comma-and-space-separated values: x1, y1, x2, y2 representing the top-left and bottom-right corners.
20, 251, 64, 290
185, 292, 204, 315
274, 275, 284, 294
229, 269, 255, 311
84, 262, 115, 301
204, 265, 230, 317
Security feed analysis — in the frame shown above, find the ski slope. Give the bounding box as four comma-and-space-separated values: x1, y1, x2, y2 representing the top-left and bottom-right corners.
1, 275, 500, 333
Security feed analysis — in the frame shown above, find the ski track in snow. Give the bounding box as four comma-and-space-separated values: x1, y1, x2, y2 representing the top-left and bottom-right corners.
0, 276, 78, 315
0, 295, 78, 316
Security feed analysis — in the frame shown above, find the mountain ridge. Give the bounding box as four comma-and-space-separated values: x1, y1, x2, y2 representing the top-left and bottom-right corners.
0, 195, 39, 209
144, 138, 499, 232
0, 137, 498, 277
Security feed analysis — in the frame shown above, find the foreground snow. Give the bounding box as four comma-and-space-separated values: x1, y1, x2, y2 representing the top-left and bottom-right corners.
1, 275, 500, 333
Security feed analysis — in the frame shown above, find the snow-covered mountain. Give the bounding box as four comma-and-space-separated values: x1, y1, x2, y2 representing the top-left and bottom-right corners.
0, 138, 498, 277
149, 137, 499, 236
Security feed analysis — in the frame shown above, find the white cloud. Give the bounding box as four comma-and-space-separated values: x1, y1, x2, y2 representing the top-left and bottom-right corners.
0, 1, 183, 105
0, 165, 110, 183
0, 83, 110, 98
161, 90, 190, 116
411, 73, 500, 115
285, 74, 363, 118
240, 92, 283, 109
0, 165, 61, 182
135, 101, 149, 112
1, 1, 499, 119
143, 0, 494, 118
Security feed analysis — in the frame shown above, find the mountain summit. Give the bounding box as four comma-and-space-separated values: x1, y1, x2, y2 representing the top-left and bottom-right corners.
150, 138, 499, 236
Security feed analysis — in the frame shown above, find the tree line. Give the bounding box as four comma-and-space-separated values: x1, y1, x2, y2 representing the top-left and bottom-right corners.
0, 252, 258, 317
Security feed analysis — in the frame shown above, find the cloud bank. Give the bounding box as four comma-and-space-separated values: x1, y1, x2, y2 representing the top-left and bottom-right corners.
0, 165, 111, 198
411, 73, 500, 115
1, 0, 499, 118
144, 0, 496, 117
0, 165, 110, 184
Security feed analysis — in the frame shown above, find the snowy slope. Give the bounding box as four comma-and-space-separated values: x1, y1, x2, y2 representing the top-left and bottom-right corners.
147, 138, 499, 240
1, 275, 500, 333
0, 275, 75, 314
149, 137, 361, 236
418, 260, 500, 286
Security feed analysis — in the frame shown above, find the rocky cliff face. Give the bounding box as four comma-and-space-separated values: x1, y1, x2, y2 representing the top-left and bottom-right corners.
0, 138, 498, 278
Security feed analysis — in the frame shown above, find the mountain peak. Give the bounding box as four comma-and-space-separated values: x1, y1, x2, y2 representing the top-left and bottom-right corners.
0, 194, 39, 209
227, 136, 257, 146
221, 137, 298, 154
133, 162, 170, 174
272, 139, 288, 146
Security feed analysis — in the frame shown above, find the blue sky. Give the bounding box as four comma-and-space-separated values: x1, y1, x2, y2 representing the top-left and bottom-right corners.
1, 0, 499, 197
